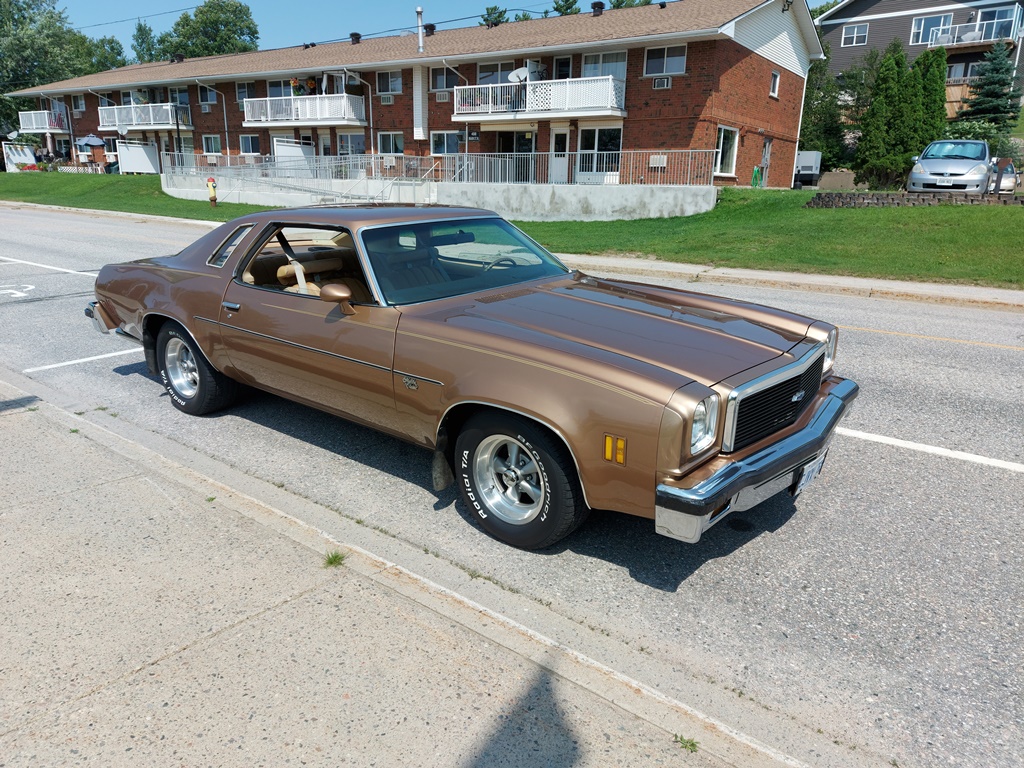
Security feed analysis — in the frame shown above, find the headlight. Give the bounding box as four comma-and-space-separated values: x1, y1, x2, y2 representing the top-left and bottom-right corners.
912, 163, 924, 174
823, 327, 837, 372
690, 395, 719, 454
970, 163, 989, 176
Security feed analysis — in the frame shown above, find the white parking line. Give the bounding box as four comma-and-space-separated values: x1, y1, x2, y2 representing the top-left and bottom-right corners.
838, 427, 1024, 473
0, 256, 97, 276
23, 348, 143, 374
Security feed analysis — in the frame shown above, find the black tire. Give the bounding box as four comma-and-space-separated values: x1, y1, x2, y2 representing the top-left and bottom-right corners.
156, 321, 237, 415
455, 413, 588, 549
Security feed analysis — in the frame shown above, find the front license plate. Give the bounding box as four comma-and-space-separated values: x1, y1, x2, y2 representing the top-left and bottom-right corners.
794, 451, 828, 496
936, 178, 953, 186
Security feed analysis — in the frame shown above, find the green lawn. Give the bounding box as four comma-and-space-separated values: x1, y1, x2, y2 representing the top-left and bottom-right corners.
0, 173, 1020, 288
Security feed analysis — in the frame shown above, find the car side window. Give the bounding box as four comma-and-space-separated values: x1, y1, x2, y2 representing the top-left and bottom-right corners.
238, 225, 375, 304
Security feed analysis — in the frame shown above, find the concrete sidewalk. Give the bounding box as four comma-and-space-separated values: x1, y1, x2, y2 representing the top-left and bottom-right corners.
0, 376, 798, 767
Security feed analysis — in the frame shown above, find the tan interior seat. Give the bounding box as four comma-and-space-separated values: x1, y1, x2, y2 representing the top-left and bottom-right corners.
276, 257, 373, 303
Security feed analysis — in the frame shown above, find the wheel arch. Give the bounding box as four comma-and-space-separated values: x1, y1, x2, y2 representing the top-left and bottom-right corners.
435, 401, 591, 510
143, 313, 219, 378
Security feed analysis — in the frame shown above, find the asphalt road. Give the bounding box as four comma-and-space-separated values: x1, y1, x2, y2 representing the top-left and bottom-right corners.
2, 203, 1021, 767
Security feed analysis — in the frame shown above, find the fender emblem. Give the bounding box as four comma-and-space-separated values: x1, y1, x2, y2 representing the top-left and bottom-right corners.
402, 376, 419, 391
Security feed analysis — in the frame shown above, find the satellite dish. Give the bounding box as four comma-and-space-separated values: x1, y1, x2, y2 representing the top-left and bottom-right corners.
507, 66, 530, 83
117, 126, 128, 137
6, 131, 18, 140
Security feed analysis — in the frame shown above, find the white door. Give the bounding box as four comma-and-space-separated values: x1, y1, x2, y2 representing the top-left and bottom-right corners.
550, 130, 569, 184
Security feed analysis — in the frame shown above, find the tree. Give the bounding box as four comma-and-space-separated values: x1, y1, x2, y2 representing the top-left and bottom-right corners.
132, 20, 159, 64
85, 35, 127, 71
958, 42, 1022, 131
480, 6, 508, 26
156, 0, 259, 60
609, 1, 652, 7
514, 11, 532, 21
799, 43, 847, 171
913, 47, 949, 147
552, 0, 580, 15
810, 0, 840, 19
854, 52, 907, 188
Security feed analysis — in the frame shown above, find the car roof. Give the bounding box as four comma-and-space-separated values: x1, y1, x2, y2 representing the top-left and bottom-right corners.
235, 204, 500, 231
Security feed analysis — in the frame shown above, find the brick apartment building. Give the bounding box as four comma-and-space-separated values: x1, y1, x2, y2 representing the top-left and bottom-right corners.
9, 0, 823, 188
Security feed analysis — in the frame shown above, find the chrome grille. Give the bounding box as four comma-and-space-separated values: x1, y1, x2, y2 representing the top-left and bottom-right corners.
723, 346, 825, 453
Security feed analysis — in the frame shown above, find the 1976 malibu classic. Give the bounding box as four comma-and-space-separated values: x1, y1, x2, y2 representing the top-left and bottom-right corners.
87, 205, 858, 549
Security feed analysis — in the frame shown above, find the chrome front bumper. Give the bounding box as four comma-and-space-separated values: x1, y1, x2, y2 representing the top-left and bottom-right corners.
655, 377, 859, 543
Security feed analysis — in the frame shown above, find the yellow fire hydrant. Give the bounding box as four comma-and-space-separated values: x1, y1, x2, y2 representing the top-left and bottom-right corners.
207, 177, 218, 207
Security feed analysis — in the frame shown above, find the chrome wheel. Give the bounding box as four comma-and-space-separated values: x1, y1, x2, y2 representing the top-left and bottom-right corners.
472, 434, 545, 525
164, 336, 199, 399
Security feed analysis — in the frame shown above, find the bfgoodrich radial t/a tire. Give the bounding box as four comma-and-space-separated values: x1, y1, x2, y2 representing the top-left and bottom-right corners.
455, 413, 588, 549
156, 321, 237, 416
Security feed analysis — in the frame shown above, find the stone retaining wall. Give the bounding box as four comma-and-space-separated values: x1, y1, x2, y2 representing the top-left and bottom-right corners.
806, 192, 1024, 208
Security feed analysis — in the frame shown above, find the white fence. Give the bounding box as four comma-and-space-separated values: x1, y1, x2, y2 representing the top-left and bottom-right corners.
18, 110, 68, 132
98, 103, 192, 129
454, 76, 625, 116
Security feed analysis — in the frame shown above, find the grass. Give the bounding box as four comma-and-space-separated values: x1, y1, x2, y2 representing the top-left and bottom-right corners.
0, 174, 1020, 288
323, 550, 346, 568
673, 735, 699, 753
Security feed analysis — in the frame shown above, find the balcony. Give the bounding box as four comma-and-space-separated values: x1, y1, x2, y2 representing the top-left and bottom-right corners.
98, 103, 193, 131
242, 94, 366, 127
929, 9, 1021, 48
18, 110, 68, 133
453, 76, 626, 122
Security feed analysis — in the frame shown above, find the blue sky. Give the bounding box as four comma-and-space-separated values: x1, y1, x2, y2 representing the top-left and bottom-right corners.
61, 0, 832, 56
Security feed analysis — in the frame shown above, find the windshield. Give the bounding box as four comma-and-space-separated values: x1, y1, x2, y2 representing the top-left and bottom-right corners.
921, 141, 988, 161
360, 217, 569, 305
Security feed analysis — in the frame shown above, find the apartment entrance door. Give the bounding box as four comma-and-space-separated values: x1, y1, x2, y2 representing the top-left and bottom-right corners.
496, 131, 535, 182
550, 130, 569, 184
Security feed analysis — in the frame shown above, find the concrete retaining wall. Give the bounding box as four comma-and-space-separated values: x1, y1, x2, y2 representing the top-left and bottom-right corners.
161, 174, 718, 221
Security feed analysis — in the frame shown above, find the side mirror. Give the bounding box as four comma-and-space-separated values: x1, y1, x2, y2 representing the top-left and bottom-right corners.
911, 156, 919, 163
320, 283, 356, 315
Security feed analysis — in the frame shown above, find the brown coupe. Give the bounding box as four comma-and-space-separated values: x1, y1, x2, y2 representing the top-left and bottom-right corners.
87, 205, 858, 549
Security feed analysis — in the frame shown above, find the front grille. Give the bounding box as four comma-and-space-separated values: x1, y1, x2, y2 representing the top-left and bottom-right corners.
730, 352, 824, 452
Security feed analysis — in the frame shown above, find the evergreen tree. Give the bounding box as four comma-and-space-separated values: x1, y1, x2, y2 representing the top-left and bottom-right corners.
799, 42, 847, 170
915, 47, 949, 146
552, 0, 580, 14
958, 42, 1022, 131
610, 0, 652, 7
894, 62, 924, 157
480, 6, 508, 26
854, 54, 904, 188
514, 11, 532, 21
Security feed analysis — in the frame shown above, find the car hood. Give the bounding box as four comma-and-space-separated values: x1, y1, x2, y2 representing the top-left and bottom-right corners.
405, 275, 810, 388
918, 157, 988, 174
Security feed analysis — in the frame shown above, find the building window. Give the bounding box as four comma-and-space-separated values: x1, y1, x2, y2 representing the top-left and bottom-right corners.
578, 127, 621, 173
379, 132, 404, 154
267, 80, 290, 98
236, 82, 256, 102
70, 94, 85, 112
198, 85, 217, 104
967, 61, 983, 78
169, 87, 189, 106
55, 138, 70, 157
376, 71, 402, 94
120, 91, 133, 106
553, 56, 572, 80
841, 23, 868, 47
203, 135, 222, 154
582, 51, 626, 80
644, 45, 686, 76
239, 134, 261, 154
338, 133, 366, 155
430, 67, 458, 91
430, 131, 461, 155
770, 71, 780, 98
911, 14, 952, 45
715, 126, 739, 176
478, 61, 514, 85
103, 137, 118, 153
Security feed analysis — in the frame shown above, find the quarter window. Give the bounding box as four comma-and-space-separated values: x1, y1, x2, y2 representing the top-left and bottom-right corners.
715, 126, 738, 176
376, 71, 402, 94
208, 225, 253, 268
910, 14, 952, 45
644, 45, 687, 76
842, 23, 868, 47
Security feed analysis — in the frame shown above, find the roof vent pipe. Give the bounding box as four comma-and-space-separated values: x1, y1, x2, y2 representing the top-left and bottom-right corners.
416, 7, 424, 53
425, 23, 436, 36
350, 32, 361, 44
592, 2, 604, 16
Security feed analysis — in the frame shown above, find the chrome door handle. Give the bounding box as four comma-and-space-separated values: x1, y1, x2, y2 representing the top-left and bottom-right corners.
222, 302, 240, 311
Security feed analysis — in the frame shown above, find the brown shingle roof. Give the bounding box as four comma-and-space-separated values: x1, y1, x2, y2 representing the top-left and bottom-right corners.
9, 0, 766, 96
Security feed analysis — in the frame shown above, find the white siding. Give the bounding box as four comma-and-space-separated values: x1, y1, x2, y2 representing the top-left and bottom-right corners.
413, 66, 428, 141
730, 0, 812, 77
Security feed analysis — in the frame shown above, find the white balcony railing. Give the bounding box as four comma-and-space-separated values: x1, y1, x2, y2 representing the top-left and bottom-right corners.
454, 76, 626, 117
243, 94, 366, 124
98, 103, 192, 129
18, 110, 68, 132
929, 9, 1022, 47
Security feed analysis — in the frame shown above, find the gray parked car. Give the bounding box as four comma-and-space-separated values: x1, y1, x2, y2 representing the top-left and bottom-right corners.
907, 140, 992, 193
989, 161, 1020, 194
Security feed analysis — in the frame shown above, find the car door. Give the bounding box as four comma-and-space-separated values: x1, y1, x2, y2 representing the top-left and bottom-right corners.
217, 224, 403, 432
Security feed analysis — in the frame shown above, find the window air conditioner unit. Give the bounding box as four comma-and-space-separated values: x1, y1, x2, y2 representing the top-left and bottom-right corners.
73, 111, 83, 118
201, 104, 212, 113
653, 76, 671, 90
383, 156, 396, 167
380, 94, 394, 105
435, 91, 450, 102
649, 155, 668, 169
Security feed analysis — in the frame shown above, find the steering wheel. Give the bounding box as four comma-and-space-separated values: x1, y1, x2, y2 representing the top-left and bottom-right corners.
484, 257, 518, 272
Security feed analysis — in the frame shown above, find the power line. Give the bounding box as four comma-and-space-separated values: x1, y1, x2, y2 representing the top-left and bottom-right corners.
74, 6, 198, 32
